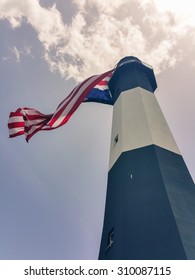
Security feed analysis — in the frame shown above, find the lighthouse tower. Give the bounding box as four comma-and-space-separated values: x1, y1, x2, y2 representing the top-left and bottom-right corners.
99, 56, 195, 260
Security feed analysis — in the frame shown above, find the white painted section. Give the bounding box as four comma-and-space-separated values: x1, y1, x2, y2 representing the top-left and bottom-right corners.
109, 87, 180, 169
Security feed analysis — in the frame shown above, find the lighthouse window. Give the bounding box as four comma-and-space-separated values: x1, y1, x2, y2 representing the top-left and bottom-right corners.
114, 134, 118, 146
106, 228, 114, 251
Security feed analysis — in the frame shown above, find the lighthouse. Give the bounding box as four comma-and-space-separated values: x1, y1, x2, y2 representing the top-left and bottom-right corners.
98, 56, 195, 260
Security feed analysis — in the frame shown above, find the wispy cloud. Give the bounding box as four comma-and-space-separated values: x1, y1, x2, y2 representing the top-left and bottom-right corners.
1, 0, 195, 81
7, 45, 33, 62
24, 45, 32, 57
10, 46, 21, 62
2, 55, 10, 61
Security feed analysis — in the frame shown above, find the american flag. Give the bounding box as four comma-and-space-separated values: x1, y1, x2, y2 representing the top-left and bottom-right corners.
8, 69, 114, 142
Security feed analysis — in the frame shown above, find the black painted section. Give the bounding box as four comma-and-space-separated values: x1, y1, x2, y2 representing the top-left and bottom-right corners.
109, 56, 157, 103
99, 145, 195, 260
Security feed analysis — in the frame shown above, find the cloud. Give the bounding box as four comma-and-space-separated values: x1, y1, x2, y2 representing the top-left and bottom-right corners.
10, 46, 21, 62
7, 45, 33, 62
24, 45, 33, 57
1, 0, 195, 81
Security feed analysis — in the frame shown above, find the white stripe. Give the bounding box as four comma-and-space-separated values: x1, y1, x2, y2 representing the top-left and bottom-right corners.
53, 75, 99, 127
8, 116, 24, 123
55, 75, 96, 113
94, 85, 109, 90
50, 75, 99, 128
103, 76, 111, 81
9, 127, 24, 135
26, 123, 44, 138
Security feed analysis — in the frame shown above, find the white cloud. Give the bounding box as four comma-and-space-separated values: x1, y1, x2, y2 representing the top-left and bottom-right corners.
0, 0, 24, 28
0, 0, 68, 48
1, 0, 195, 81
152, 0, 195, 26
24, 45, 32, 57
10, 46, 20, 62
8, 45, 33, 62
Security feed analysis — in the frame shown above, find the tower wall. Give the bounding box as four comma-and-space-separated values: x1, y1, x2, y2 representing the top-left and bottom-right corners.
99, 57, 195, 260
109, 87, 180, 169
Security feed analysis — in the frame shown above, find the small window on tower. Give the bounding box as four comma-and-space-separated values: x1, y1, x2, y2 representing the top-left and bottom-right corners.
106, 228, 114, 252
114, 134, 118, 146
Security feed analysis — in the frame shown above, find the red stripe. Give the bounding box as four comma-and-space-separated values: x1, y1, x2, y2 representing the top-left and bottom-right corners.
25, 115, 54, 141
26, 122, 48, 142
8, 122, 24, 129
50, 69, 114, 128
9, 131, 24, 138
97, 80, 107, 85
56, 75, 96, 110
48, 75, 94, 127
49, 80, 94, 127
55, 70, 114, 128
9, 112, 23, 118
25, 113, 52, 121
9, 109, 47, 120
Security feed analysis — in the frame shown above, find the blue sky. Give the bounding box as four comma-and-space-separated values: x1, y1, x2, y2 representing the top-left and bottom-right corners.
0, 0, 195, 259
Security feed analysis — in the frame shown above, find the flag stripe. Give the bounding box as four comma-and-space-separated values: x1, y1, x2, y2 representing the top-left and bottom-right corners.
48, 69, 113, 128
25, 123, 47, 141
9, 127, 24, 136
48, 76, 98, 127
8, 122, 25, 129
97, 80, 107, 85
8, 116, 24, 123
10, 131, 25, 138
55, 75, 94, 111
51, 76, 103, 127
95, 85, 108, 90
